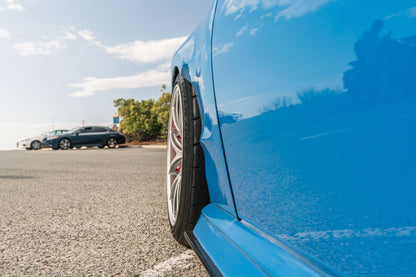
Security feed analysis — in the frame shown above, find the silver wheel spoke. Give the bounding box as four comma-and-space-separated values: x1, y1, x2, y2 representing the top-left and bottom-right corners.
167, 84, 184, 226
169, 155, 182, 175
108, 138, 116, 147
170, 173, 181, 200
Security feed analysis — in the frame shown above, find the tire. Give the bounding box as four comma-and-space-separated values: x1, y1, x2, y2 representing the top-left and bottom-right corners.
30, 141, 41, 150
59, 138, 71, 150
107, 137, 117, 148
167, 75, 210, 246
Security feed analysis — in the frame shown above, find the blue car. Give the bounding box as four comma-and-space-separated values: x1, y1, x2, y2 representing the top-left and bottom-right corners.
167, 0, 416, 276
45, 126, 125, 150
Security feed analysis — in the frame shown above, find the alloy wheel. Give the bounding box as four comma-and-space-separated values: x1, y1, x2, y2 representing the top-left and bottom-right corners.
31, 141, 41, 150
167, 84, 183, 226
59, 139, 71, 150
107, 138, 117, 148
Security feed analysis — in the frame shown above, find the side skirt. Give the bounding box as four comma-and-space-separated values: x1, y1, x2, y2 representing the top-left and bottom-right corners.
189, 204, 339, 277
184, 231, 222, 277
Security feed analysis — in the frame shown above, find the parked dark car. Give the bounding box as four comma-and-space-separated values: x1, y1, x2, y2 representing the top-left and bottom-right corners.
45, 126, 125, 150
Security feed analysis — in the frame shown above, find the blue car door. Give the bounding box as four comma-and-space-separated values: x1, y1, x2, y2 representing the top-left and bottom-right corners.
212, 0, 416, 275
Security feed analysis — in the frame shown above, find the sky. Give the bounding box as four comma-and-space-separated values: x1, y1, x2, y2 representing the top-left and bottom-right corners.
0, 0, 213, 150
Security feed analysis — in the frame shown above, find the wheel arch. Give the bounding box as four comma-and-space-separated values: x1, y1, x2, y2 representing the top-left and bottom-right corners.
170, 0, 237, 217
171, 66, 180, 89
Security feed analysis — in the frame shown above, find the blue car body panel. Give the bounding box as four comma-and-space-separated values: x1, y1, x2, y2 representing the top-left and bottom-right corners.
172, 0, 416, 275
194, 204, 337, 276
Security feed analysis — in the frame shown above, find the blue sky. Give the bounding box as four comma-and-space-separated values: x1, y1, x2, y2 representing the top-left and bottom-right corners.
0, 0, 212, 149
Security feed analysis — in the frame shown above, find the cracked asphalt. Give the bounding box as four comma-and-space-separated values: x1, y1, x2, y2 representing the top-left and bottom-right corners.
0, 148, 208, 276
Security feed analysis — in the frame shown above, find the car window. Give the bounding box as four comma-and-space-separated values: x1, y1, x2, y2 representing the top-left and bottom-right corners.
80, 127, 93, 133
92, 127, 108, 132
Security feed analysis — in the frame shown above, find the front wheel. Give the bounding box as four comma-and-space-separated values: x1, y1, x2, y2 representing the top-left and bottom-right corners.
31, 141, 41, 150
59, 139, 71, 150
107, 137, 117, 148
167, 75, 209, 246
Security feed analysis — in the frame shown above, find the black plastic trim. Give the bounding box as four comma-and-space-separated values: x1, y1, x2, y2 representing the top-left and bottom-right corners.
184, 231, 223, 277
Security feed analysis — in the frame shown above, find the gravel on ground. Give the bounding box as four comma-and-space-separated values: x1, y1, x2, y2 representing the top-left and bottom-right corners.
0, 148, 208, 276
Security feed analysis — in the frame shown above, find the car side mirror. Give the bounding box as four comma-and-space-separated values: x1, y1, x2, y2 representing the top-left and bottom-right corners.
75, 131, 80, 136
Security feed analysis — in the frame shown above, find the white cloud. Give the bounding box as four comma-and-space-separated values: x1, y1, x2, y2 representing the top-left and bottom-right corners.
8, 3, 23, 11
105, 37, 186, 63
223, 0, 331, 20
14, 40, 64, 55
77, 30, 95, 42
236, 25, 248, 37
69, 70, 170, 98
249, 28, 259, 36
60, 27, 77, 41
15, 26, 184, 63
3, 0, 24, 11
224, 0, 279, 15
0, 26, 10, 39
14, 27, 77, 55
77, 30, 186, 64
213, 42, 234, 56
276, 0, 331, 20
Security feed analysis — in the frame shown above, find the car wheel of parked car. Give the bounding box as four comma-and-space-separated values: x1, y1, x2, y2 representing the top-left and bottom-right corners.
167, 75, 210, 246
30, 141, 41, 150
107, 137, 117, 148
59, 139, 71, 150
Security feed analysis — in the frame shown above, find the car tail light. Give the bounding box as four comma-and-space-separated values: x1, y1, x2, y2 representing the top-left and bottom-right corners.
119, 132, 124, 136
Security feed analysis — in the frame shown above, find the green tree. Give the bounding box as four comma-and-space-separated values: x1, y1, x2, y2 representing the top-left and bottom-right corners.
113, 85, 172, 142
152, 85, 171, 139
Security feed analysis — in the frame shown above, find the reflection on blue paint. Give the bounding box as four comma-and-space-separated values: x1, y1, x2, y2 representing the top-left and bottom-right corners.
213, 0, 416, 275
345, 20, 416, 102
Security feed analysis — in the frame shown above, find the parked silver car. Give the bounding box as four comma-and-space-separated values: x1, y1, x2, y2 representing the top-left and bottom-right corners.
17, 129, 68, 150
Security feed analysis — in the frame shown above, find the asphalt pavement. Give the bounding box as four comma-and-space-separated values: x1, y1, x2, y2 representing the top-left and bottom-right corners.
0, 148, 208, 276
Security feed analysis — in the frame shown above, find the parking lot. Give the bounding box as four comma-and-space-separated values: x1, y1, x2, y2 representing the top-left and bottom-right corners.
0, 148, 208, 276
